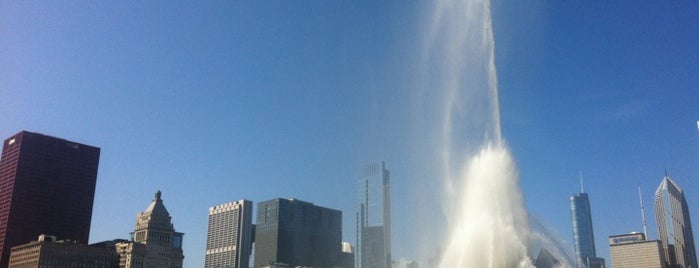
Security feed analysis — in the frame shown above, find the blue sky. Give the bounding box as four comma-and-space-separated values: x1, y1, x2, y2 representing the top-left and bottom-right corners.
1, 1, 698, 266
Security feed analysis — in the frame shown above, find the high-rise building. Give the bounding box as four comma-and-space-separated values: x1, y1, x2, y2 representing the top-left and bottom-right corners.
609, 232, 666, 268
569, 189, 604, 268
205, 200, 254, 268
654, 175, 697, 268
0, 131, 101, 268
117, 191, 184, 268
391, 258, 418, 268
533, 248, 561, 268
357, 162, 391, 268
254, 198, 341, 268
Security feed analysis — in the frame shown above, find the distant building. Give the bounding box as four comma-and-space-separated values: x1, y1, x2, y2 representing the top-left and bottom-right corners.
392, 258, 417, 268
358, 162, 391, 268
340, 242, 354, 268
115, 241, 146, 268
609, 233, 666, 268
569, 190, 605, 268
654, 175, 698, 268
533, 248, 561, 268
8, 234, 118, 268
0, 131, 101, 268
116, 191, 184, 268
254, 198, 341, 268
205, 200, 254, 268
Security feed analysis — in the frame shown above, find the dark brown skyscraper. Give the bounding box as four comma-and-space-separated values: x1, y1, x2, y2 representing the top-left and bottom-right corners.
0, 131, 100, 268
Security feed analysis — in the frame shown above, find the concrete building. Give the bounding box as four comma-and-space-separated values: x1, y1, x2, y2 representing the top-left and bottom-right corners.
116, 191, 184, 268
569, 187, 605, 268
8, 234, 118, 268
655, 175, 697, 268
0, 131, 101, 268
609, 233, 666, 268
205, 200, 254, 268
358, 162, 391, 268
254, 198, 341, 268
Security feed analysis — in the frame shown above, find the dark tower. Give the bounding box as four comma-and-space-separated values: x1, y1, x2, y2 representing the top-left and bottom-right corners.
0, 131, 100, 268
254, 198, 341, 268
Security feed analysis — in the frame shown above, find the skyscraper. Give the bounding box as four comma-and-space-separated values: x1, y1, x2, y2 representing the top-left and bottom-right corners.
0, 131, 101, 268
206, 200, 254, 268
357, 162, 391, 268
117, 191, 184, 268
654, 175, 697, 268
570, 188, 604, 268
254, 198, 341, 268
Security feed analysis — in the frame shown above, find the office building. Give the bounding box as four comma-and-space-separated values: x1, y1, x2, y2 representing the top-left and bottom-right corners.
8, 234, 119, 268
609, 233, 666, 268
340, 242, 354, 268
357, 162, 391, 268
392, 258, 417, 268
655, 175, 698, 268
254, 198, 341, 268
533, 248, 561, 268
569, 189, 604, 268
0, 131, 101, 268
206, 200, 254, 268
117, 191, 184, 268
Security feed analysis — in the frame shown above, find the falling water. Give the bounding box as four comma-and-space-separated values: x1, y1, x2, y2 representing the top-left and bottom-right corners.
420, 0, 573, 267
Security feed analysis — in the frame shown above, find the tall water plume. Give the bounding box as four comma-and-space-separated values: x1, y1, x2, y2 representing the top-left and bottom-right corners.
419, 0, 572, 266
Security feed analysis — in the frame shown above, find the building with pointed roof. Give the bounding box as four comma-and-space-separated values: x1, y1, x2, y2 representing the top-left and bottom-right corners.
117, 191, 184, 268
654, 175, 697, 268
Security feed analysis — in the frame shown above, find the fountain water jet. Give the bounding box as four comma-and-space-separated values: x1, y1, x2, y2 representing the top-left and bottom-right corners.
420, 0, 574, 267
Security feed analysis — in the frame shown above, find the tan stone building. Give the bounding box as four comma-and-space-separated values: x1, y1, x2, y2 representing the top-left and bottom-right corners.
609, 233, 666, 268
116, 191, 184, 268
8, 234, 119, 268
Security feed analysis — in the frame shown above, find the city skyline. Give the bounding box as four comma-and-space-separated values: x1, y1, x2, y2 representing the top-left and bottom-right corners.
1, 1, 698, 267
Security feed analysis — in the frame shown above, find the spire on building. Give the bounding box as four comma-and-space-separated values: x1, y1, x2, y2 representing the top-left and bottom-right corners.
654, 174, 698, 268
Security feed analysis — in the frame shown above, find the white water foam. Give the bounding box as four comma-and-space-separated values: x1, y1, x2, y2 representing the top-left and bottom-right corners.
421, 0, 574, 267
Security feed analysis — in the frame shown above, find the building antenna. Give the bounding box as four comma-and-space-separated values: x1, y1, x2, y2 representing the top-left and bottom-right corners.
638, 185, 649, 236
579, 171, 584, 193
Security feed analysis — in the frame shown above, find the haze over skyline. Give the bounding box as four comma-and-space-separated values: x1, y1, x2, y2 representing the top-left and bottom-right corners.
1, 1, 698, 267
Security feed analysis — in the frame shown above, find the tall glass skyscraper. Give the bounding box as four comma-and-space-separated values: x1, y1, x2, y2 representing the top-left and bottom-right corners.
254, 198, 341, 268
570, 191, 604, 268
654, 175, 697, 268
357, 162, 391, 268
206, 200, 253, 268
